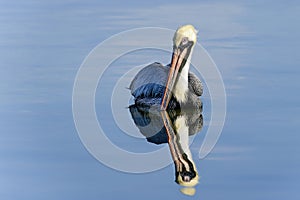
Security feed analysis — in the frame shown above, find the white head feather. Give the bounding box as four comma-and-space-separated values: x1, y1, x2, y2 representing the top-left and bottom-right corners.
173, 25, 198, 48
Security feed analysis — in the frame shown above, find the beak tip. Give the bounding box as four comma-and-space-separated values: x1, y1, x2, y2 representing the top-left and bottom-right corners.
160, 106, 167, 111
160, 102, 167, 110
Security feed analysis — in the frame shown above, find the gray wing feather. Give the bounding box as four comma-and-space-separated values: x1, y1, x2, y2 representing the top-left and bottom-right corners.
188, 72, 203, 96
130, 62, 168, 99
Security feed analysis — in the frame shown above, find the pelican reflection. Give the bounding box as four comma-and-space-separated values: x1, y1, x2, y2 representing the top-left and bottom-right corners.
129, 104, 203, 195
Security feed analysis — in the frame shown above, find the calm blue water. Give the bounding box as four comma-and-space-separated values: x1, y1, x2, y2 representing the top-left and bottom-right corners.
1, 0, 300, 199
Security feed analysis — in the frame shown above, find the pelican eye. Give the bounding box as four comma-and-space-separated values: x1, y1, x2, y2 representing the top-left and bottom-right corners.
181, 37, 189, 46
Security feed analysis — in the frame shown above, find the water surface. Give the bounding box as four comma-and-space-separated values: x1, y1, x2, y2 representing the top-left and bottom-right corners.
1, 0, 299, 199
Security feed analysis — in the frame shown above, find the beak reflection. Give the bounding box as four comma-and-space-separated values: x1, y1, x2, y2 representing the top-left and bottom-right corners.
129, 102, 203, 196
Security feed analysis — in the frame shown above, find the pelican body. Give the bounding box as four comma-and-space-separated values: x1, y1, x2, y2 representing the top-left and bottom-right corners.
130, 25, 202, 110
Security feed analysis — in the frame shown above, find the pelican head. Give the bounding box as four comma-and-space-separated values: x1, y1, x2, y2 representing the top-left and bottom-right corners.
173, 24, 197, 48
161, 25, 198, 110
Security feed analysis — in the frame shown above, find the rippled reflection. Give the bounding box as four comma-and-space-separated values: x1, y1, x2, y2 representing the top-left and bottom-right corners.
129, 104, 203, 196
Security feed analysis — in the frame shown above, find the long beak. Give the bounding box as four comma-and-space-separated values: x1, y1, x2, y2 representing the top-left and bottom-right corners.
161, 47, 187, 110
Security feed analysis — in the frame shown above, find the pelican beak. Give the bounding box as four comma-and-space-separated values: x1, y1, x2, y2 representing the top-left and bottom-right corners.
161, 46, 189, 110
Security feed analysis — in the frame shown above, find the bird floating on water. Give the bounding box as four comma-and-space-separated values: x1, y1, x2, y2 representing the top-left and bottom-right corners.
130, 24, 202, 110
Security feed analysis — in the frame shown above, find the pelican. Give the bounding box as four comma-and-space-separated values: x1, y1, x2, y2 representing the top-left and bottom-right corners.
130, 25, 202, 110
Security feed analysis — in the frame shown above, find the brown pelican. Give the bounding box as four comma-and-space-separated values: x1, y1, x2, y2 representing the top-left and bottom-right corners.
130, 25, 202, 110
